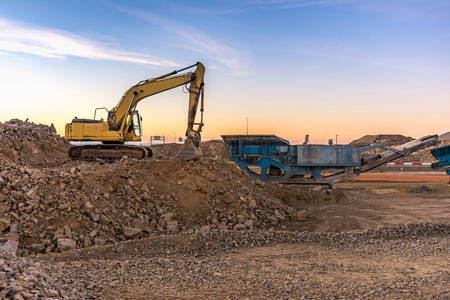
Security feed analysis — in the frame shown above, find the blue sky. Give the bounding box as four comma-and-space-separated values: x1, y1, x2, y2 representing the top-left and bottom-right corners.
0, 0, 448, 143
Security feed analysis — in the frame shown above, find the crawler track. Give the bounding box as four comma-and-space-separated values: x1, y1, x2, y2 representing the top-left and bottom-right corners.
68, 144, 153, 161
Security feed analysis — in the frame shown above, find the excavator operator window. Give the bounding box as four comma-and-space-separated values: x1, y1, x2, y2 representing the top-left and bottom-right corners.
132, 112, 142, 137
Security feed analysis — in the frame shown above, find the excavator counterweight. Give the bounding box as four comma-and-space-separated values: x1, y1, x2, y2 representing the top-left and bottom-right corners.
65, 62, 206, 161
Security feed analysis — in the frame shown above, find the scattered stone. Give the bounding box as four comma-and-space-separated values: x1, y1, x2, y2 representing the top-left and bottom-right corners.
57, 238, 76, 252
233, 224, 247, 230
123, 227, 142, 240
199, 225, 211, 234
295, 210, 307, 222
0, 218, 10, 232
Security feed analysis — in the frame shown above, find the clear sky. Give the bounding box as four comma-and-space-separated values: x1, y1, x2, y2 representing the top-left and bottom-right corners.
0, 0, 448, 144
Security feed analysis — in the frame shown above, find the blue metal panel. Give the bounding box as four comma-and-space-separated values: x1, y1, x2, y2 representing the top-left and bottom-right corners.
431, 145, 450, 175
296, 145, 360, 166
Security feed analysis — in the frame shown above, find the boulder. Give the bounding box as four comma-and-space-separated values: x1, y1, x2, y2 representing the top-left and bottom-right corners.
199, 225, 211, 233
233, 224, 247, 231
248, 199, 257, 210
0, 239, 19, 254
244, 219, 254, 229
57, 238, 76, 252
123, 227, 142, 240
0, 218, 10, 232
295, 210, 307, 222
166, 221, 179, 234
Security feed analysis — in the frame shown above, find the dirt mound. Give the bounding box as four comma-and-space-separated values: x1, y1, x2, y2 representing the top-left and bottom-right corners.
0, 156, 319, 256
349, 134, 411, 147
439, 131, 450, 141
0, 119, 70, 166
151, 140, 229, 159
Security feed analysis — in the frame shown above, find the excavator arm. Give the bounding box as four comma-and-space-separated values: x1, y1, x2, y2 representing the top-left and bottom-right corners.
108, 63, 204, 131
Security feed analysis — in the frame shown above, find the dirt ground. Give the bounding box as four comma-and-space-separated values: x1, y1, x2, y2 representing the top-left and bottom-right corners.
355, 172, 450, 182
34, 180, 449, 299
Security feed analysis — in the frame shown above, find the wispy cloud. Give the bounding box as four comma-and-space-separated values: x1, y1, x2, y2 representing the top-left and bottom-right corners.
108, 4, 254, 76
0, 17, 177, 66
170, 5, 240, 16
245, 0, 357, 9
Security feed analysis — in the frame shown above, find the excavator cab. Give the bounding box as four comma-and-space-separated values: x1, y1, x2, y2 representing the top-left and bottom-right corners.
128, 112, 142, 137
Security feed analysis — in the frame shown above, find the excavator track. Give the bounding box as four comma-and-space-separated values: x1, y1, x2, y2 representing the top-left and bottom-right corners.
69, 144, 153, 161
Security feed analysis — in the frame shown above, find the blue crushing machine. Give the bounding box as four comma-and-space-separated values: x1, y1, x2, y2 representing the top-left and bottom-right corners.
431, 145, 450, 175
222, 134, 439, 186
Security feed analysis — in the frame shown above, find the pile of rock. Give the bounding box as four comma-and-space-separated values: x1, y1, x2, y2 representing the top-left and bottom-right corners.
5, 119, 56, 133
0, 156, 309, 256
0, 249, 87, 299
0, 119, 70, 166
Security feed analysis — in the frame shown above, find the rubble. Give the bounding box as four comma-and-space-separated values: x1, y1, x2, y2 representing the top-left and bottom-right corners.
0, 131, 313, 255
0, 119, 70, 166
0, 249, 87, 299
0, 118, 448, 298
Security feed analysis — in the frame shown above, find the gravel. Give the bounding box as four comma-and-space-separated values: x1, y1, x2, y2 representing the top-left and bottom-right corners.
31, 222, 449, 299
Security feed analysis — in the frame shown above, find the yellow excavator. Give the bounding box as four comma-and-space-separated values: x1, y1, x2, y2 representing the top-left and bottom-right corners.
65, 62, 205, 161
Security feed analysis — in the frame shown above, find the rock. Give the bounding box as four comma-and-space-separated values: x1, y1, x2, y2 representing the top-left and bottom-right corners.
199, 225, 211, 233
31, 243, 46, 253
166, 221, 179, 234
48, 290, 60, 297
11, 179, 23, 189
267, 215, 278, 223
9, 223, 17, 233
84, 201, 94, 212
0, 239, 19, 254
221, 192, 234, 204
11, 191, 22, 200
164, 212, 175, 223
131, 220, 152, 233
233, 224, 247, 230
244, 219, 254, 229
237, 214, 245, 224
13, 294, 24, 300
58, 203, 69, 210
248, 199, 257, 210
94, 237, 105, 246
295, 210, 307, 222
21, 292, 33, 299
123, 227, 142, 240
0, 203, 9, 213
312, 186, 327, 192
45, 244, 56, 253
274, 210, 285, 221
218, 223, 229, 231
57, 238, 76, 252
0, 218, 10, 232
89, 212, 100, 222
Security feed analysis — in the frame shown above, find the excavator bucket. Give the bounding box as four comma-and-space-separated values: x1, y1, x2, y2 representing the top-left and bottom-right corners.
175, 139, 203, 161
